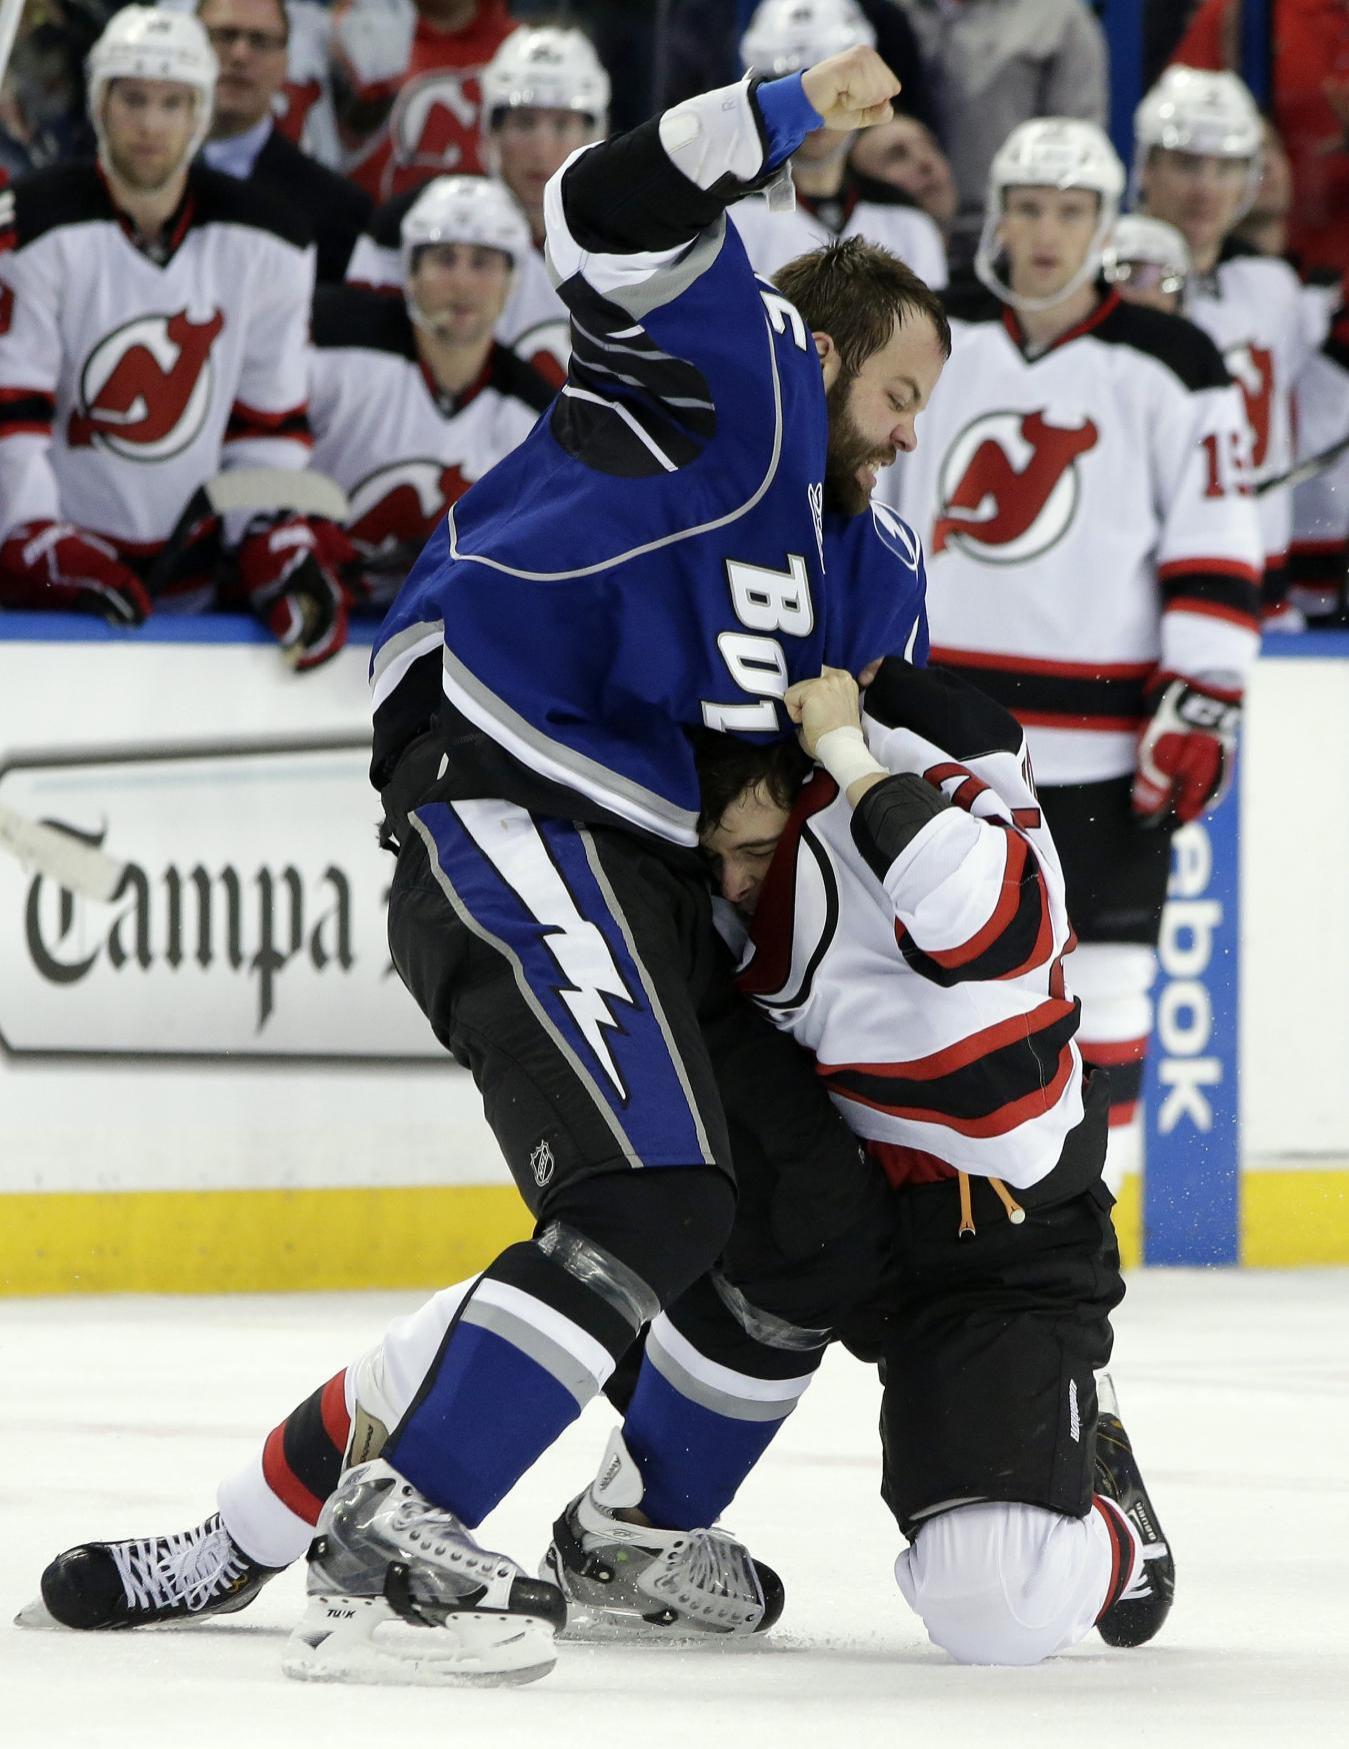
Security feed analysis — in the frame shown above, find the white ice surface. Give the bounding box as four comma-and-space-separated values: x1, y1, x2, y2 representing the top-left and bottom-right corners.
3, 1270, 1347, 1748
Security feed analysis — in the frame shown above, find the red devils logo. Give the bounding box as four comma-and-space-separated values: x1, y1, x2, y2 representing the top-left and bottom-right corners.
69, 309, 224, 461
932, 410, 1099, 564
349, 459, 473, 560
390, 70, 482, 183
275, 78, 323, 145
1223, 343, 1274, 470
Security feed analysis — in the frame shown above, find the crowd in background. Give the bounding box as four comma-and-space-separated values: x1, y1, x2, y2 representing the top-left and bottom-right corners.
0, 0, 1345, 668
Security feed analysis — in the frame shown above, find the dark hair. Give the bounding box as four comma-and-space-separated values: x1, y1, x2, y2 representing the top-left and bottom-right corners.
689, 730, 811, 836
772, 237, 951, 375
197, 0, 290, 43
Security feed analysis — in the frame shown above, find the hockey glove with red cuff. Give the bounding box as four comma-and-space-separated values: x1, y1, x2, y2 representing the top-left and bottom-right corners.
238, 515, 352, 672
1132, 673, 1242, 827
0, 520, 151, 625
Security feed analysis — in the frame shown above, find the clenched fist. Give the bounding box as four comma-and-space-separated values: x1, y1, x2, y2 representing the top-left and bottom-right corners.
784, 665, 863, 757
801, 46, 901, 133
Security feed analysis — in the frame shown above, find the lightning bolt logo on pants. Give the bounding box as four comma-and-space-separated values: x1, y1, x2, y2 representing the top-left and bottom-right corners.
451, 800, 634, 1097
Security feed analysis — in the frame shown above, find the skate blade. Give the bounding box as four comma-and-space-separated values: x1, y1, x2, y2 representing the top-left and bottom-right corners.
281, 1595, 557, 1687
13, 1597, 60, 1631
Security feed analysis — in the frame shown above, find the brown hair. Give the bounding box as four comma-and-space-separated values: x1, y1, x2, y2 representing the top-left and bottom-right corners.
773, 237, 951, 376
689, 731, 811, 837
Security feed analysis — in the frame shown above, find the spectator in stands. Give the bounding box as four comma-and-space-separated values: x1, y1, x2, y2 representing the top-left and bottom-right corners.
0, 5, 350, 670
346, 21, 611, 384
848, 112, 958, 238
332, 0, 515, 201
893, 0, 1108, 270
0, 0, 102, 179
310, 175, 554, 609
733, 0, 947, 289
197, 0, 372, 282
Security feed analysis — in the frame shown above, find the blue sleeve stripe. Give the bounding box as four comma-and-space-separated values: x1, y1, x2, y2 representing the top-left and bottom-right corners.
753, 73, 824, 170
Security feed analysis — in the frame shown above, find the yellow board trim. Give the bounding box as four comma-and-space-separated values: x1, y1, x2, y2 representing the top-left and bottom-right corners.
0, 1168, 1345, 1294
0, 1185, 532, 1296
1113, 1173, 1141, 1273
1241, 1168, 1349, 1267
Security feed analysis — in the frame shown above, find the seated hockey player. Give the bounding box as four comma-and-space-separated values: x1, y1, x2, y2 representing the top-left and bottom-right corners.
22, 44, 954, 1686
309, 175, 554, 610
0, 5, 350, 670
345, 22, 611, 382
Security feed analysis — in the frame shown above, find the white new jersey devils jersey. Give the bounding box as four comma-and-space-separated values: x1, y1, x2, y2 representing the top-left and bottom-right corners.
0, 162, 315, 554
346, 206, 568, 385
735, 662, 1083, 1191
308, 287, 554, 604
1185, 245, 1334, 587
889, 288, 1263, 786
730, 172, 949, 290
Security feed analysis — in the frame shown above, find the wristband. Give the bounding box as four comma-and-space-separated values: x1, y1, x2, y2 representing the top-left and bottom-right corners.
754, 72, 826, 169
814, 725, 887, 792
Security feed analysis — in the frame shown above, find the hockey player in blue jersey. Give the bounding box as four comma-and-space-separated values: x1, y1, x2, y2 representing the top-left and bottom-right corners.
27, 47, 950, 1684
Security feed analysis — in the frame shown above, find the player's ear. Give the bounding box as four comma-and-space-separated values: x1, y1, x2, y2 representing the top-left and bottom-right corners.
814, 331, 842, 390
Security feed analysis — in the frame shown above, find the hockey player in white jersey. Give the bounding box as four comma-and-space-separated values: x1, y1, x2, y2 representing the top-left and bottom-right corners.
733, 0, 947, 292
1135, 65, 1349, 621
664, 660, 1174, 1662
889, 117, 1263, 1180
0, 6, 348, 668
309, 175, 554, 608
345, 23, 610, 384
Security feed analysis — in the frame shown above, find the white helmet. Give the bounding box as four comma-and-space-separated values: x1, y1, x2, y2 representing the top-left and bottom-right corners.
87, 6, 217, 168
400, 175, 532, 333
480, 26, 610, 136
1102, 214, 1191, 296
740, 0, 876, 76
975, 117, 1126, 313
1133, 65, 1263, 212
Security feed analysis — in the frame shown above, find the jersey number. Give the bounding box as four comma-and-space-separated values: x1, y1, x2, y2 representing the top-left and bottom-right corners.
701, 554, 814, 733
1201, 429, 1251, 500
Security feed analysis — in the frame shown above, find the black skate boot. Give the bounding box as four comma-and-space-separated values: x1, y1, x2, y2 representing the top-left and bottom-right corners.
541, 1428, 785, 1641
21, 1513, 281, 1630
1094, 1376, 1175, 1648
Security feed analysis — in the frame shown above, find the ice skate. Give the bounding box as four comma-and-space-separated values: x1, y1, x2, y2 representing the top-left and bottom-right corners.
1094, 1375, 1175, 1647
541, 1429, 785, 1641
16, 1513, 280, 1631
282, 1458, 565, 1686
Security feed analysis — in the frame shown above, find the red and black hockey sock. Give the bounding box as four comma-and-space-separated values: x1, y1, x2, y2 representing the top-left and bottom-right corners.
261, 1370, 352, 1527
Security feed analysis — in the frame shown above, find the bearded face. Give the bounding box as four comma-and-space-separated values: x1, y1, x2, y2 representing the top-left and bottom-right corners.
823, 370, 896, 516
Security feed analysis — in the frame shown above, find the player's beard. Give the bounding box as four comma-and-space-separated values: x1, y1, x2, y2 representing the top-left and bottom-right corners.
823, 372, 893, 517
105, 139, 187, 195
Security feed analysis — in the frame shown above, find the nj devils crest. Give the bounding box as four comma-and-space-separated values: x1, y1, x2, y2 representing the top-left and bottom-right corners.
932, 410, 1098, 563
68, 308, 225, 461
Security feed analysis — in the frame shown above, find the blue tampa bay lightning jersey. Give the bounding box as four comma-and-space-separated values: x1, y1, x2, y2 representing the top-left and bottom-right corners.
371, 75, 929, 847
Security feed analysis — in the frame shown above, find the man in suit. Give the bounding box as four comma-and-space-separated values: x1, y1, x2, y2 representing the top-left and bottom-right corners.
197, 0, 371, 280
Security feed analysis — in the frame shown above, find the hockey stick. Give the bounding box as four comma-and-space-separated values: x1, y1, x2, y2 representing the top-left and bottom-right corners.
146, 468, 351, 596
1256, 432, 1349, 496
0, 801, 126, 901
